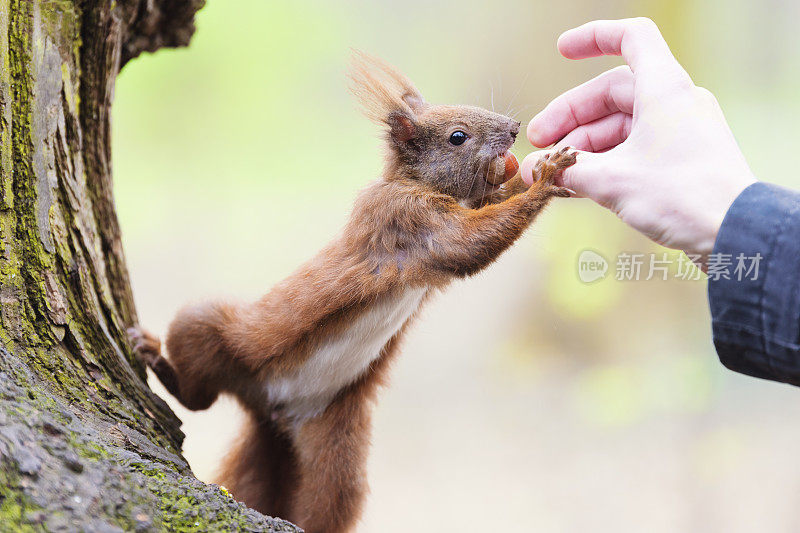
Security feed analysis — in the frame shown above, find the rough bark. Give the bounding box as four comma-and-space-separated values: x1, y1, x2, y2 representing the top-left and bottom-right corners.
0, 1, 301, 530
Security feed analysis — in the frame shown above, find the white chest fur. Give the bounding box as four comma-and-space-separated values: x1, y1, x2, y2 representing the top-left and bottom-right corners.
266, 286, 427, 427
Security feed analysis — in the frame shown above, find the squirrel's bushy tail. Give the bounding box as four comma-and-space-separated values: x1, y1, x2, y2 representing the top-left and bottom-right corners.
215, 413, 298, 518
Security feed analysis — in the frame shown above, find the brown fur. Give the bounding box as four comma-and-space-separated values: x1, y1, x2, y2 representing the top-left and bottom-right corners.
131, 52, 576, 533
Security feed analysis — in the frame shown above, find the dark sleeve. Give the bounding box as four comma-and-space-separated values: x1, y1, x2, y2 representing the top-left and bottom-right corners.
709, 182, 800, 386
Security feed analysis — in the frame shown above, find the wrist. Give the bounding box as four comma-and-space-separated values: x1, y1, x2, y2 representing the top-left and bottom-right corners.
686, 177, 757, 268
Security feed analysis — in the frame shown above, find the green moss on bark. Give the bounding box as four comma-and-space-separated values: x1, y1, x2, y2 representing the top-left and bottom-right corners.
7, 0, 54, 351
0, 1, 301, 530
0, 359, 300, 532
0, 0, 12, 210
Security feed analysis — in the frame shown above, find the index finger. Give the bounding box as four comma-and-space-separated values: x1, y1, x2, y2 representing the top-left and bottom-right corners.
528, 65, 634, 147
557, 18, 691, 85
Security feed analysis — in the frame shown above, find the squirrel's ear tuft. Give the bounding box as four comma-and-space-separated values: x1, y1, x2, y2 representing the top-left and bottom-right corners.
348, 50, 427, 126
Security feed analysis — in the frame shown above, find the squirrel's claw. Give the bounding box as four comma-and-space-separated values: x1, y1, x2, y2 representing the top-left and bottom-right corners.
127, 326, 162, 369
532, 147, 578, 193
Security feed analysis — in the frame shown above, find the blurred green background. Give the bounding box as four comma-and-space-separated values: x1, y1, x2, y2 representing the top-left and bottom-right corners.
113, 1, 800, 531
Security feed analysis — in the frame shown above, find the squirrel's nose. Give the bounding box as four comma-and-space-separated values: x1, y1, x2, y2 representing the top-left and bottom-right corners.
510, 121, 520, 140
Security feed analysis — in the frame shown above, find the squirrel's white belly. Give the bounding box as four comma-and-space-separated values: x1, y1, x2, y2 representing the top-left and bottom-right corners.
267, 286, 427, 428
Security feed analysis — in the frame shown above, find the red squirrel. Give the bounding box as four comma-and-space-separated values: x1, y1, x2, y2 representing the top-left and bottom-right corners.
130, 52, 576, 533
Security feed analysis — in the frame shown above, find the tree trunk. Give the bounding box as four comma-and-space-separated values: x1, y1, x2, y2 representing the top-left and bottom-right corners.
0, 1, 300, 530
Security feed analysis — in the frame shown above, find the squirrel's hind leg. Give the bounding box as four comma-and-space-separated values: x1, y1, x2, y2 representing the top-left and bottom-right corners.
216, 414, 298, 519
288, 391, 372, 533
131, 301, 234, 410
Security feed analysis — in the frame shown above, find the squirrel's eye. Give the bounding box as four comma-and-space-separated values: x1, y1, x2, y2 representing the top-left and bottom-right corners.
449, 131, 467, 146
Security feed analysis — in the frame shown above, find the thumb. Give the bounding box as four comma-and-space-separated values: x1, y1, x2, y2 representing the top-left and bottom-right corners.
521, 149, 623, 209
521, 149, 610, 197
559, 150, 619, 208
520, 149, 559, 186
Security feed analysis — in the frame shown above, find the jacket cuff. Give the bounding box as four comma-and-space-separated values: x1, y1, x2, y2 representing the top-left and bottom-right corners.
709, 182, 800, 385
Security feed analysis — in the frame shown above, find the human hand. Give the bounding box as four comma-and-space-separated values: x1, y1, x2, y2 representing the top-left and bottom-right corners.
520, 18, 756, 263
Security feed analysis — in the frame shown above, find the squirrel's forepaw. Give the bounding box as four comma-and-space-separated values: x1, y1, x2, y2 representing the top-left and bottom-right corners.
127, 326, 162, 369
532, 146, 578, 196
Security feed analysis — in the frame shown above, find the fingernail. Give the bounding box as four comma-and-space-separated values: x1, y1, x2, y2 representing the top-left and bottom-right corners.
519, 154, 537, 186
521, 173, 533, 186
